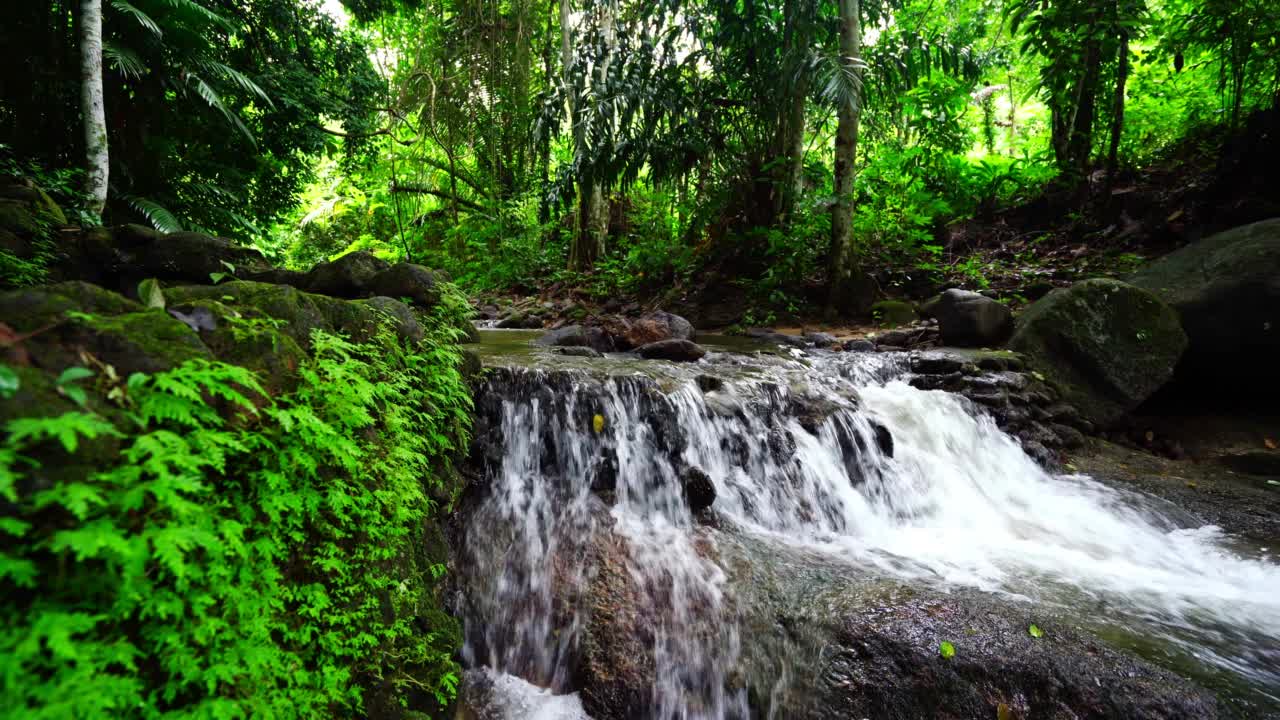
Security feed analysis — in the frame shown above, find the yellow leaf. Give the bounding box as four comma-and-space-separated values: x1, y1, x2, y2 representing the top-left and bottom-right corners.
997, 703, 1015, 720
1265, 437, 1277, 450
592, 414, 605, 433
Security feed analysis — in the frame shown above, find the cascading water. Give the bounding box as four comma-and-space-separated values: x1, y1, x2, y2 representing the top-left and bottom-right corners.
456, 337, 1280, 719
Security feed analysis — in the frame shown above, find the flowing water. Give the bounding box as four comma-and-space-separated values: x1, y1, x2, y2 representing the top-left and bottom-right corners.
457, 330, 1280, 718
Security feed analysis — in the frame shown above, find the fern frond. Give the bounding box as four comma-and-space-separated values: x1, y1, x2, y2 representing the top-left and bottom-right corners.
122, 195, 183, 233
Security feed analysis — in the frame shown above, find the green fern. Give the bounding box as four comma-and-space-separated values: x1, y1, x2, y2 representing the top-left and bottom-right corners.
122, 195, 183, 233
0, 293, 471, 718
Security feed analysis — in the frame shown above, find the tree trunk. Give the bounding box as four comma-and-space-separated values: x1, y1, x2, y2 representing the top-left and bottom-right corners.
1105, 30, 1130, 195
80, 0, 108, 216
1066, 30, 1102, 184
826, 0, 864, 317
570, 0, 614, 271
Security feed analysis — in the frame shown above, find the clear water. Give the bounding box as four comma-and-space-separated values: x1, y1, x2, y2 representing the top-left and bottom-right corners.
459, 332, 1280, 717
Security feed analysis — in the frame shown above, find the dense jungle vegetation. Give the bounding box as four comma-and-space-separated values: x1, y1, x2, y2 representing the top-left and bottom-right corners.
5, 0, 1280, 320
1, 0, 1280, 717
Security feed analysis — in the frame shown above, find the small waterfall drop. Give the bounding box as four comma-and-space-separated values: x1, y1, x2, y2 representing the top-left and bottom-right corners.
457, 345, 1280, 718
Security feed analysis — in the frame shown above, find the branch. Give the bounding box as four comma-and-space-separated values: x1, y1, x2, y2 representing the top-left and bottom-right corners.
389, 184, 487, 212
316, 124, 417, 146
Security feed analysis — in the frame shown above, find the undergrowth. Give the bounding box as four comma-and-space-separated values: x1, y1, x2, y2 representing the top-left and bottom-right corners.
0, 305, 472, 718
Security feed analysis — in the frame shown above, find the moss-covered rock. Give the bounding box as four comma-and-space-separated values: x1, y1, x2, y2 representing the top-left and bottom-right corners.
871, 299, 918, 327
0, 283, 141, 333
166, 299, 308, 393
166, 281, 425, 349
0, 199, 40, 235
1009, 279, 1187, 425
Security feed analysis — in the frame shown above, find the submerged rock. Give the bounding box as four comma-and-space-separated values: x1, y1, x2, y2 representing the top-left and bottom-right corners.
1009, 279, 1187, 426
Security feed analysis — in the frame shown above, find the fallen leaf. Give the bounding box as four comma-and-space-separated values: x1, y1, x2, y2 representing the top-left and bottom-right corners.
1029, 624, 1044, 638
939, 641, 956, 659
1144, 430, 1155, 443
997, 703, 1015, 720
592, 414, 605, 433
1265, 437, 1277, 450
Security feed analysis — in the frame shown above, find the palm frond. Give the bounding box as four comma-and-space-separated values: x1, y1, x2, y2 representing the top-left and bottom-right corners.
109, 0, 163, 37
186, 73, 256, 144
154, 0, 234, 30
123, 195, 184, 233
196, 59, 276, 108
104, 42, 148, 80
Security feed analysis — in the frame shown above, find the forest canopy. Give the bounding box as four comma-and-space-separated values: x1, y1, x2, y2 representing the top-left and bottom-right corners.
3, 0, 1278, 318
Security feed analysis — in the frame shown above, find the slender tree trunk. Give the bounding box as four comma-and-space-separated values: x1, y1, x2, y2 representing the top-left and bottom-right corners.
80, 0, 108, 216
772, 0, 809, 223
1105, 30, 1130, 195
826, 0, 864, 317
1066, 31, 1102, 184
570, 1, 614, 271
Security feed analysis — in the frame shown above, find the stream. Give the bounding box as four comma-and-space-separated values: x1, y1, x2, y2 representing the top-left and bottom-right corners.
454, 330, 1280, 719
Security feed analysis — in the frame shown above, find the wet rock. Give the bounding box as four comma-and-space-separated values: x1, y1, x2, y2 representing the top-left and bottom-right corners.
1051, 422, 1087, 449
803, 331, 838, 347
695, 374, 724, 393
1009, 279, 1187, 426
559, 346, 604, 358
601, 310, 695, 349
680, 466, 716, 513
495, 311, 543, 329
842, 338, 875, 352
872, 422, 894, 458
536, 325, 613, 352
932, 288, 1014, 347
636, 339, 706, 362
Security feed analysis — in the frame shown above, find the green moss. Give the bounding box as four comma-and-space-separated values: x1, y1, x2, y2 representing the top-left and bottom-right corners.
1010, 279, 1187, 424
76, 310, 214, 374
872, 299, 919, 327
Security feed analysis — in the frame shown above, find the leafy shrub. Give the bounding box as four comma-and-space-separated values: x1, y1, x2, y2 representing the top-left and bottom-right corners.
0, 307, 471, 717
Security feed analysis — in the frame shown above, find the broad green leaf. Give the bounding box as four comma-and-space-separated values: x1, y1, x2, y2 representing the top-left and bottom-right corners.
138, 278, 166, 309
1029, 623, 1044, 638
939, 640, 956, 658
0, 365, 18, 399
57, 367, 95, 386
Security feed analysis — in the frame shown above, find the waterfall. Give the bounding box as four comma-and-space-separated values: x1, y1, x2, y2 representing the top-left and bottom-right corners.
455, 348, 1280, 718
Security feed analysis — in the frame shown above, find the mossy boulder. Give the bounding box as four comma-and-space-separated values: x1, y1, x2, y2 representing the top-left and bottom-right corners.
0, 199, 41, 235
166, 281, 423, 349
1130, 218, 1280, 405
368, 263, 442, 308
1009, 279, 1187, 425
871, 300, 918, 327
0, 282, 142, 334
303, 250, 390, 298
137, 231, 271, 283
165, 299, 308, 394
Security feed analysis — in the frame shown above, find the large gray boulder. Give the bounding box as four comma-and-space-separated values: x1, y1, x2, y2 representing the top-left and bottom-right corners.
1009, 279, 1187, 426
931, 289, 1014, 347
1130, 218, 1280, 404
303, 250, 390, 298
